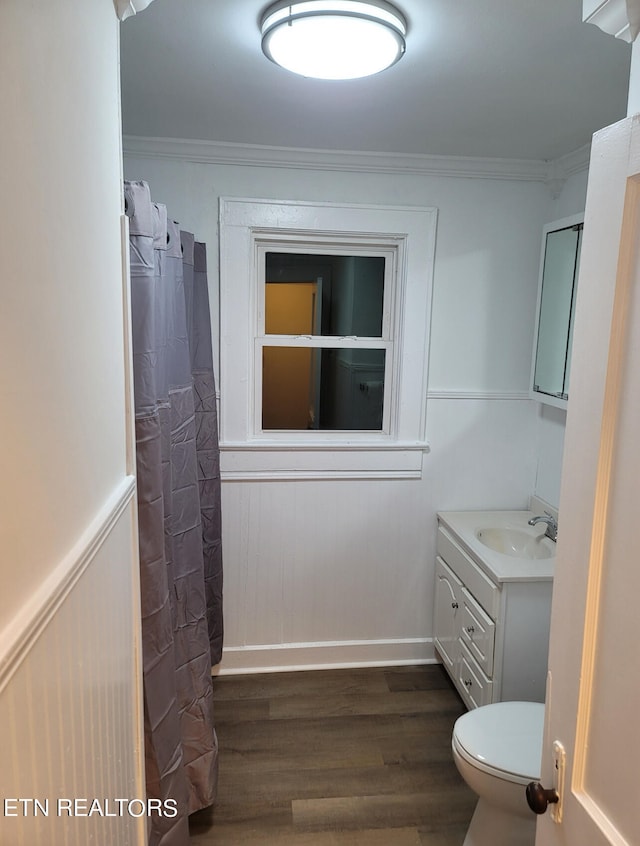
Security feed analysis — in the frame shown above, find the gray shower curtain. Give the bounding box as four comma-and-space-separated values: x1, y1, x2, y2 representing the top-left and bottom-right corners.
125, 180, 223, 846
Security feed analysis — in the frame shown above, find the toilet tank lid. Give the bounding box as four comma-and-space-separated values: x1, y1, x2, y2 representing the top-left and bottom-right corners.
453, 701, 544, 780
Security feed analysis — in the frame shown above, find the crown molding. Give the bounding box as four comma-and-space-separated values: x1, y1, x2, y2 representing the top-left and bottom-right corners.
123, 135, 592, 190
583, 0, 639, 42
543, 143, 591, 198
114, 0, 156, 22
123, 135, 553, 182
552, 143, 592, 177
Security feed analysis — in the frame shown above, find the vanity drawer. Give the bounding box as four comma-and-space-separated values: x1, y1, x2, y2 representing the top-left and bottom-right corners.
457, 641, 493, 709
460, 587, 495, 676
437, 527, 499, 619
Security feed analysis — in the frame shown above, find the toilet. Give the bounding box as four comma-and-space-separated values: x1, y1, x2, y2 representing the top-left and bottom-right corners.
452, 701, 544, 846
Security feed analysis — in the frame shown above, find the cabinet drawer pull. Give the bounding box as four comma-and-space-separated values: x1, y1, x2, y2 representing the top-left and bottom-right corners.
464, 679, 473, 688
466, 625, 475, 635
451, 601, 459, 609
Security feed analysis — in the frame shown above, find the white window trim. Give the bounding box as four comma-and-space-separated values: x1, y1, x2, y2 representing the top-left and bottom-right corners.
219, 198, 437, 479
255, 236, 397, 439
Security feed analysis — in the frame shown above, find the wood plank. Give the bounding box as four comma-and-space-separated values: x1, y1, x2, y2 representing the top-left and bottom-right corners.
211, 761, 465, 804
268, 687, 462, 720
191, 665, 474, 846
418, 828, 471, 846
192, 824, 424, 845
213, 698, 270, 723
213, 667, 391, 701
292, 790, 476, 831
384, 665, 456, 692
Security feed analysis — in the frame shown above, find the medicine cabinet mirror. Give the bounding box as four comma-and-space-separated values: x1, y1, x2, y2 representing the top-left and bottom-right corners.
530, 213, 584, 409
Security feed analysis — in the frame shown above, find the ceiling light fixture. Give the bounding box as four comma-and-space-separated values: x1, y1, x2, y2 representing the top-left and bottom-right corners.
260, 1, 407, 80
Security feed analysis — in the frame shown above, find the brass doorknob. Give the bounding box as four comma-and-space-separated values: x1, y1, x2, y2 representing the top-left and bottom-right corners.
526, 781, 559, 815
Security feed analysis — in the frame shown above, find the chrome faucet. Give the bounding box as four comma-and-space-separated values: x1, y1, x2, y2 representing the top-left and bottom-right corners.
528, 513, 558, 542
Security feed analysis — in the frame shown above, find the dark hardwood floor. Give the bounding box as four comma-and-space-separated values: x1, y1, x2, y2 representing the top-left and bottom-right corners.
189, 664, 476, 845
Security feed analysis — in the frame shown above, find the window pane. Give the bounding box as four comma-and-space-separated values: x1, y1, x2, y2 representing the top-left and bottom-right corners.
262, 347, 385, 430
265, 253, 385, 337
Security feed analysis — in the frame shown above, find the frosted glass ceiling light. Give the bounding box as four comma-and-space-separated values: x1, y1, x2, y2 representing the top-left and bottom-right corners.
260, 1, 407, 80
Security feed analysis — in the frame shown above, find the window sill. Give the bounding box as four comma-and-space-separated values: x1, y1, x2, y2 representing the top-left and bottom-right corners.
219, 440, 430, 481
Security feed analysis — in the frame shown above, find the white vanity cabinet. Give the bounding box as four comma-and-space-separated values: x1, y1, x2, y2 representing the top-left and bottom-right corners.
434, 514, 554, 711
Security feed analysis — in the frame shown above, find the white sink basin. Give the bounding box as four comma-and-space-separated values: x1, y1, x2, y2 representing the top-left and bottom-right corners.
475, 527, 555, 560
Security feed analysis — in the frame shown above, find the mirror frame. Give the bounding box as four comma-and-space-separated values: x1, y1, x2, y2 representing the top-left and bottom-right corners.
530, 212, 584, 410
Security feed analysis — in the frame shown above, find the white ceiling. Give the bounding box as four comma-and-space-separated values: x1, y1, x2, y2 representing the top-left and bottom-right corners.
120, 0, 631, 161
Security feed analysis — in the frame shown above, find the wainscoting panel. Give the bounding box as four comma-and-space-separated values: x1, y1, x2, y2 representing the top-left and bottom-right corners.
219, 396, 539, 674
0, 480, 146, 846
221, 477, 433, 657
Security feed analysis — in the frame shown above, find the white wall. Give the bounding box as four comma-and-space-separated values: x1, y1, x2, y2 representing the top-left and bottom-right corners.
0, 3, 145, 842
123, 153, 550, 391
0, 2, 128, 626
534, 5, 640, 511
122, 147, 548, 671
534, 29, 640, 512
628, 38, 640, 114
533, 167, 590, 508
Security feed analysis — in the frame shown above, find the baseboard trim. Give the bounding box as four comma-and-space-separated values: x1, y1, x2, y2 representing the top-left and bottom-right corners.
215, 638, 436, 675
0, 476, 137, 692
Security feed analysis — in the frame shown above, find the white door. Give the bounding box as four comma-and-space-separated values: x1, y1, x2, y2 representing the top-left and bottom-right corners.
535, 114, 640, 844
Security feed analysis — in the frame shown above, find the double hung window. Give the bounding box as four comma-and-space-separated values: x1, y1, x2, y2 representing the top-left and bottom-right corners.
258, 246, 395, 434
219, 199, 437, 478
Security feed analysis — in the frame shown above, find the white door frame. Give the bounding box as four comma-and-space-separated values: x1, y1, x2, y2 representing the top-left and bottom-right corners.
536, 114, 640, 845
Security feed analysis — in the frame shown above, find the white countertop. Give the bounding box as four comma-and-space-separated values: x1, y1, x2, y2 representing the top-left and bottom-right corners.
437, 510, 556, 583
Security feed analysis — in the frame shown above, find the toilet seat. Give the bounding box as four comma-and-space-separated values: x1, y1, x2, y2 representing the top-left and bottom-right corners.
453, 701, 544, 786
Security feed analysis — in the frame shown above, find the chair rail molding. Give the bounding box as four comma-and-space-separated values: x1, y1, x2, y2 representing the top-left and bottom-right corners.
0, 475, 137, 691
